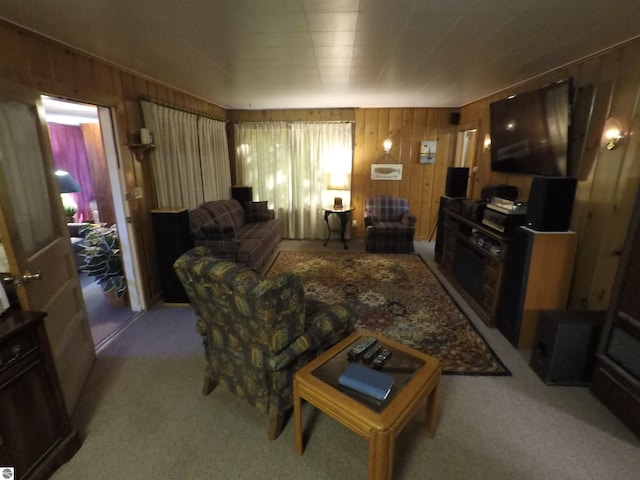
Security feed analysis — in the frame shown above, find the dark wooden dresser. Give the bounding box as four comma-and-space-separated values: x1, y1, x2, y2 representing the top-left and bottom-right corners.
0, 310, 80, 479
591, 186, 640, 437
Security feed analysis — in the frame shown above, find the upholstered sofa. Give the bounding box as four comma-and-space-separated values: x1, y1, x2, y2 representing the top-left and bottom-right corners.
189, 199, 282, 272
364, 195, 417, 253
173, 247, 356, 439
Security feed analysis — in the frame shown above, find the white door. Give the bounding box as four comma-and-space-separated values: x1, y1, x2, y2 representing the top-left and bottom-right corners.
0, 79, 95, 414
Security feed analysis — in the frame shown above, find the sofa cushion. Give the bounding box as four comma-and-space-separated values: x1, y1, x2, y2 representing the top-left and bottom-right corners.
244, 201, 270, 222
202, 200, 245, 232
189, 208, 214, 240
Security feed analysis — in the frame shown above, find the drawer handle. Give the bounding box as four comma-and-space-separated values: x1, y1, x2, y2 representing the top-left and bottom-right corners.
1, 344, 21, 366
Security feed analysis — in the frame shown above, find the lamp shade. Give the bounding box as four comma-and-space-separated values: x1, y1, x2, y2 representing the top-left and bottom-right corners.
327, 173, 349, 191
55, 170, 82, 193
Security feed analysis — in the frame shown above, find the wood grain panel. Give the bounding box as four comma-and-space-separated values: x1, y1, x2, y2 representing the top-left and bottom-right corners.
0, 23, 26, 74
20, 33, 52, 80
460, 38, 640, 311
81, 123, 116, 225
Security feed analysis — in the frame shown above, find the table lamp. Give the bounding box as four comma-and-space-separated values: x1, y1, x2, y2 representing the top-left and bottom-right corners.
55, 170, 82, 221
327, 173, 349, 209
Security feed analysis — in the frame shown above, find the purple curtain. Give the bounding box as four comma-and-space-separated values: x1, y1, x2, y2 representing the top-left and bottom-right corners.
48, 123, 95, 222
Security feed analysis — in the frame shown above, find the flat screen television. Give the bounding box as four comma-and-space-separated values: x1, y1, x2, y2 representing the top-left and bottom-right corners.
490, 79, 572, 177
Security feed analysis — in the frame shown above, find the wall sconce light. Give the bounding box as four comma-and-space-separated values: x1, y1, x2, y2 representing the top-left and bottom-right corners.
383, 138, 392, 154
483, 134, 491, 152
603, 117, 624, 150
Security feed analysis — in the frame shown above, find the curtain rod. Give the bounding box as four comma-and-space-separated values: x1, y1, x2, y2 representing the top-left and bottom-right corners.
232, 120, 354, 124
139, 97, 226, 122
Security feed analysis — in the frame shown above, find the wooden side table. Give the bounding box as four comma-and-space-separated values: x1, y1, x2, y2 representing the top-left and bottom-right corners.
293, 329, 441, 480
323, 205, 355, 249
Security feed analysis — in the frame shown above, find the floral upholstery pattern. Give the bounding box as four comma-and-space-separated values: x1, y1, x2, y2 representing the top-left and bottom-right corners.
364, 195, 417, 253
173, 247, 356, 439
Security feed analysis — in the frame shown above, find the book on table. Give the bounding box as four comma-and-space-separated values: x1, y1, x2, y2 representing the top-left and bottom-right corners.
338, 363, 395, 401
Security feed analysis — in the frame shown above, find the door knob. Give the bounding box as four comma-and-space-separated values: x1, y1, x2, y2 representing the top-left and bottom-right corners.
2, 271, 42, 287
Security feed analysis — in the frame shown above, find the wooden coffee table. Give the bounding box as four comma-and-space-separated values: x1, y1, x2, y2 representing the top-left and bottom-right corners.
293, 329, 441, 480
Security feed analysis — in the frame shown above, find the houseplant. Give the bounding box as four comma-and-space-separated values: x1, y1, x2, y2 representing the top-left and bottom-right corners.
79, 224, 128, 307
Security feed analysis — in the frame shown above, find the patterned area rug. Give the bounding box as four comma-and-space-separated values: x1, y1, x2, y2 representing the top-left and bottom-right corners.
267, 251, 510, 376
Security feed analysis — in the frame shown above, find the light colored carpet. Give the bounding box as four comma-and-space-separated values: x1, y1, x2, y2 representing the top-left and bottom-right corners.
80, 272, 139, 348
52, 241, 640, 480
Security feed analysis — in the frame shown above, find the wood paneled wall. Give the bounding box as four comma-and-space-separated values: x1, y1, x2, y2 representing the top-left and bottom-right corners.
460, 37, 640, 311
228, 107, 459, 239
5, 17, 638, 311
0, 20, 226, 307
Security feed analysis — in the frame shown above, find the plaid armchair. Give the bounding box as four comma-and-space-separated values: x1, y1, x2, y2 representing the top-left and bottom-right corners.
364, 195, 417, 253
173, 247, 356, 440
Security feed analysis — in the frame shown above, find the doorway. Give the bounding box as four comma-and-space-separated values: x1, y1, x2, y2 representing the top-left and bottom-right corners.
42, 96, 141, 350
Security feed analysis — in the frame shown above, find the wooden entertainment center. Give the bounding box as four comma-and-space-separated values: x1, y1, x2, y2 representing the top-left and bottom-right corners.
439, 207, 508, 327
438, 201, 577, 349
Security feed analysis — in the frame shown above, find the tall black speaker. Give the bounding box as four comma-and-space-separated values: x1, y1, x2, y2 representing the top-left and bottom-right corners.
526, 176, 577, 231
445, 167, 469, 198
151, 208, 194, 304
231, 185, 252, 204
530, 310, 605, 385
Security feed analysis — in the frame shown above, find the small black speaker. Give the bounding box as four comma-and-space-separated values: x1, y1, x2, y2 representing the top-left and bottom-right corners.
445, 167, 469, 197
231, 185, 252, 204
450, 112, 460, 125
526, 176, 577, 231
530, 310, 605, 385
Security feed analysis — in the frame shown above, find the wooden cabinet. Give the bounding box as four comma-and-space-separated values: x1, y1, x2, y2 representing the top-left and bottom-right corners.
591, 187, 640, 437
439, 207, 577, 345
0, 311, 80, 479
439, 209, 510, 326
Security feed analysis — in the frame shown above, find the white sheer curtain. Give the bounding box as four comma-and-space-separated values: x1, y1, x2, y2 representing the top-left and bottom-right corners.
198, 117, 231, 202
235, 122, 353, 239
141, 101, 231, 209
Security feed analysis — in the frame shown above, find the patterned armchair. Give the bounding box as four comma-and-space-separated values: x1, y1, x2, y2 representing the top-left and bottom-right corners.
173, 247, 356, 440
364, 195, 417, 253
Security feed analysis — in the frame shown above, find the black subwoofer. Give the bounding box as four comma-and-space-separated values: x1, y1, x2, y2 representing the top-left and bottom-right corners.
151, 208, 194, 304
530, 310, 605, 385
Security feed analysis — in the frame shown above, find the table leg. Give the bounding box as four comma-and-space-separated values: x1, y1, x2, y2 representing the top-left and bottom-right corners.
338, 211, 349, 249
424, 383, 440, 437
294, 380, 304, 455
368, 430, 393, 480
323, 210, 331, 247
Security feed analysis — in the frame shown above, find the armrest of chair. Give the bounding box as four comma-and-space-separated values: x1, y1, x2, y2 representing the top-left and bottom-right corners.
401, 212, 417, 227
268, 303, 356, 371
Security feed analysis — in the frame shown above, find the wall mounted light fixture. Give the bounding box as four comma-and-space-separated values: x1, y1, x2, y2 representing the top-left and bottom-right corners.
603, 117, 624, 150
483, 134, 491, 152
383, 138, 392, 154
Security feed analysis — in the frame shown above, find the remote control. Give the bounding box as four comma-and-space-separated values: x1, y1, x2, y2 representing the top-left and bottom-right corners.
371, 349, 392, 369
347, 337, 377, 361
362, 344, 382, 362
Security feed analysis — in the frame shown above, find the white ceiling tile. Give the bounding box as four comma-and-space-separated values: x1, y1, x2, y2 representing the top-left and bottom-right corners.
0, 0, 638, 109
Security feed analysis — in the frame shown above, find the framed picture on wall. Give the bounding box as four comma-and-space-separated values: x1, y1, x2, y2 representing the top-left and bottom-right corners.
371, 164, 403, 180
419, 141, 437, 164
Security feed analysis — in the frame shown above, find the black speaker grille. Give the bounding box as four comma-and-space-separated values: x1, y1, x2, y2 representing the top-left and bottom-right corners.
606, 326, 640, 380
